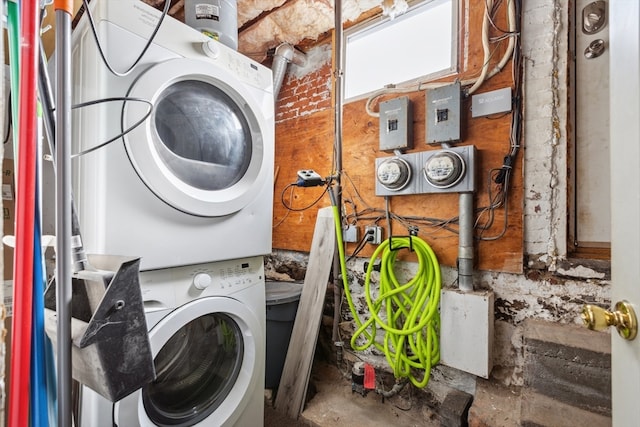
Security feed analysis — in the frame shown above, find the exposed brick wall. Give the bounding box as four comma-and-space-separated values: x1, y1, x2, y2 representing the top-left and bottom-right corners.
522, 0, 569, 262
275, 61, 332, 123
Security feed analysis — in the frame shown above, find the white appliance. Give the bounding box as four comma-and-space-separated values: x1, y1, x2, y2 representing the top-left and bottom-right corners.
79, 256, 266, 427
69, 0, 274, 270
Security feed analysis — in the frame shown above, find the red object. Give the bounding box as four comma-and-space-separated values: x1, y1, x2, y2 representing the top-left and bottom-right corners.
8, 2, 41, 426
364, 363, 376, 390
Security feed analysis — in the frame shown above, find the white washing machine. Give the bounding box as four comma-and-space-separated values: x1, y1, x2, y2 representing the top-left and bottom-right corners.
78, 256, 266, 427
69, 0, 274, 270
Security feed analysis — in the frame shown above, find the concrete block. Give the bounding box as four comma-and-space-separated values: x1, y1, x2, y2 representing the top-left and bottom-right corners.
440, 289, 494, 378
523, 319, 611, 417
439, 388, 473, 427
520, 389, 611, 427
468, 379, 521, 427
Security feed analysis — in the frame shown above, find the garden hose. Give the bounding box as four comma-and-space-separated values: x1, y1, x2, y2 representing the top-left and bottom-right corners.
330, 204, 441, 388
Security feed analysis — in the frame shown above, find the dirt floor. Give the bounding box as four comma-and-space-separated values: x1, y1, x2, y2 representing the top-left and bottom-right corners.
265, 360, 440, 427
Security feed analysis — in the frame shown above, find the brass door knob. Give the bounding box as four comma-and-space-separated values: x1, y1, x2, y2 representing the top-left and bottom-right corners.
581, 301, 638, 340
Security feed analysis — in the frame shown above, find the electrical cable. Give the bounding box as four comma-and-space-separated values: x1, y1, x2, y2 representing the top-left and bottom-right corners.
82, 0, 171, 77
330, 197, 441, 389
70, 97, 153, 158
3, 92, 12, 145
280, 182, 330, 212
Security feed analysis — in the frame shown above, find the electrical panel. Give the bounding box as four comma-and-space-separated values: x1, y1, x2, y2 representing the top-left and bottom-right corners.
379, 96, 413, 151
426, 82, 461, 145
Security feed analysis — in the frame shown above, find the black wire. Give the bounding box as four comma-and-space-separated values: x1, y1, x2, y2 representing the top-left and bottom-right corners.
280, 183, 330, 212
3, 92, 12, 145
347, 230, 370, 261
70, 97, 154, 158
82, 0, 171, 77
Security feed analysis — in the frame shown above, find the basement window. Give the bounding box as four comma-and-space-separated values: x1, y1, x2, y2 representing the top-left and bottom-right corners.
344, 0, 457, 101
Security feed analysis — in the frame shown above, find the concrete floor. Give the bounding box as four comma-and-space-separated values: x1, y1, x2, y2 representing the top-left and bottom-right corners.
265, 361, 439, 427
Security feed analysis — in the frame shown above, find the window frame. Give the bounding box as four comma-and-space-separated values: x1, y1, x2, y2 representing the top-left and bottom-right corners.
343, 0, 459, 102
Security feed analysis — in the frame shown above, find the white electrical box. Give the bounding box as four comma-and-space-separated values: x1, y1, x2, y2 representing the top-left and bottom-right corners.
440, 289, 494, 378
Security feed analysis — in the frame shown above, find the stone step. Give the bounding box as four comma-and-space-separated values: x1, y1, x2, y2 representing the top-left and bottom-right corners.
523, 318, 611, 417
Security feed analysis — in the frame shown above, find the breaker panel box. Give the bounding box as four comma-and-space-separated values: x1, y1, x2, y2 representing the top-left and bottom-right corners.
379, 96, 413, 151
426, 82, 462, 145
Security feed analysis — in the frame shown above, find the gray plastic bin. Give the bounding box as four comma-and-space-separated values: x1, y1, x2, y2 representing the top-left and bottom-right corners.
265, 281, 303, 389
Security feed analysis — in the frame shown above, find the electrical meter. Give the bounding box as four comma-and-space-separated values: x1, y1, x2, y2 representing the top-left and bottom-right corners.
423, 150, 466, 189
376, 157, 412, 191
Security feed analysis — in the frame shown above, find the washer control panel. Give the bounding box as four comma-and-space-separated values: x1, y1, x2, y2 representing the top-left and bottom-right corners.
139, 256, 265, 307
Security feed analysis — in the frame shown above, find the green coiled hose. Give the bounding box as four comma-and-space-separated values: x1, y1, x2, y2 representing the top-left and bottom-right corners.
331, 205, 441, 388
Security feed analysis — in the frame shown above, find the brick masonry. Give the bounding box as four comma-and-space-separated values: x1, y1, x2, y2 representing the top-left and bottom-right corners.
275, 51, 332, 123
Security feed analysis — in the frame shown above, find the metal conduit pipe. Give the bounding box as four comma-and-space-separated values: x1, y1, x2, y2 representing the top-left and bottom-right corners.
458, 192, 474, 292
272, 42, 307, 100
332, 0, 345, 352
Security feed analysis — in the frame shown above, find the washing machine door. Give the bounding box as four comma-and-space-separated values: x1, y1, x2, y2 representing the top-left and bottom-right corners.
123, 57, 271, 217
115, 296, 263, 427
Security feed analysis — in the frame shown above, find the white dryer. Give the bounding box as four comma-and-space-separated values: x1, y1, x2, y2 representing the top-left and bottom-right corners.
78, 256, 266, 427
69, 0, 274, 270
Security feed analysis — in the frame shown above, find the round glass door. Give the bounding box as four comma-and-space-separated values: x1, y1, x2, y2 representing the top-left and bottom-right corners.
142, 313, 243, 426
153, 80, 252, 192
123, 58, 269, 217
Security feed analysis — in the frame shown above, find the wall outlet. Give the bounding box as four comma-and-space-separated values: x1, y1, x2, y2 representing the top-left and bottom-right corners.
364, 226, 383, 245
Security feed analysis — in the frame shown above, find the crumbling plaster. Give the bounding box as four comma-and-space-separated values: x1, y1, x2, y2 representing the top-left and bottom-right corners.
237, 0, 384, 61
266, 0, 611, 391
522, 0, 569, 268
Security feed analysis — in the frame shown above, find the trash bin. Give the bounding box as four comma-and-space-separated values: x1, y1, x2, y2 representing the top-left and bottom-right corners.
265, 281, 303, 389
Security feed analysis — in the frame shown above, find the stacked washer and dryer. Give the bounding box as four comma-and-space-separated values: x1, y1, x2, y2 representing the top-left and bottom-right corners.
68, 0, 274, 425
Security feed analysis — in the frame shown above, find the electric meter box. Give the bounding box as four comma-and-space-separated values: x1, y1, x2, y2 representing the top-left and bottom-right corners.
426, 82, 462, 145
420, 145, 476, 194
374, 145, 476, 197
374, 154, 421, 196
379, 96, 413, 151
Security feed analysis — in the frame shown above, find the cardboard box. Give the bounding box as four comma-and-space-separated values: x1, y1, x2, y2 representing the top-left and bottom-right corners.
2, 158, 12, 427
3, 158, 14, 281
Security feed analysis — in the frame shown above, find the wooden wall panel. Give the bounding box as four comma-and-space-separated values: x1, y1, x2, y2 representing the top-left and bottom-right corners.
272, 1, 523, 274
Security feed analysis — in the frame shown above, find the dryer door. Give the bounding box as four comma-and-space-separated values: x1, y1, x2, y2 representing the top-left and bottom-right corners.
114, 296, 263, 427
123, 57, 271, 217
